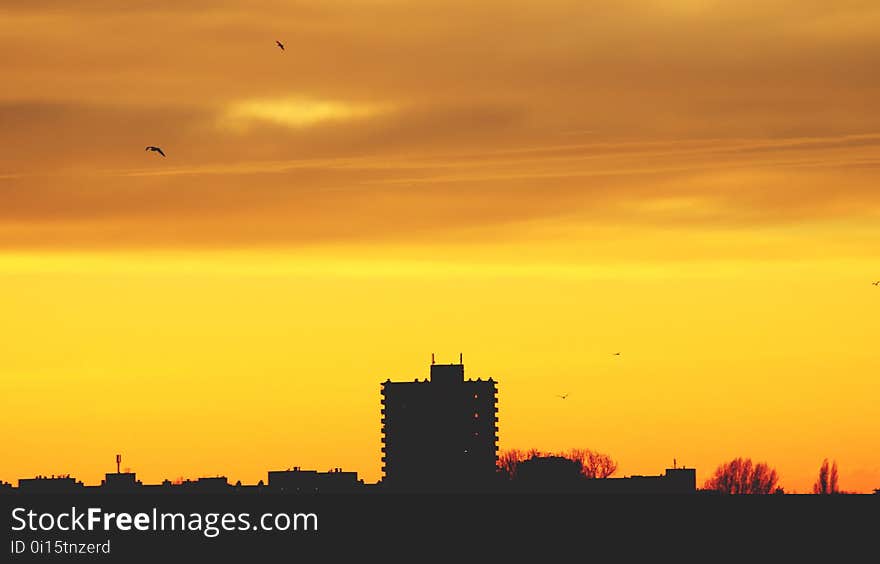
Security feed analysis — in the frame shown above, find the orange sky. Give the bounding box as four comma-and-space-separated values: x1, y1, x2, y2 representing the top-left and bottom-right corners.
1, 1, 879, 493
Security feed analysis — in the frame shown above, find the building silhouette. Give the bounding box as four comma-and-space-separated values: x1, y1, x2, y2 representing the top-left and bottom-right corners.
18, 475, 84, 493
0, 357, 717, 495
101, 471, 142, 491
161, 476, 230, 493
515, 456, 584, 490
380, 357, 498, 490
0, 454, 365, 494
268, 467, 362, 493
579, 467, 696, 494
510, 456, 696, 493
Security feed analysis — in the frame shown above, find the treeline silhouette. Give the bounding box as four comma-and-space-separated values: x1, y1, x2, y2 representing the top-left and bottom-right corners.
701, 456, 856, 494
501, 452, 858, 495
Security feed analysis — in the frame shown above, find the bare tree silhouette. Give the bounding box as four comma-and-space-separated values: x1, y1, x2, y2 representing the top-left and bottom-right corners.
566, 448, 618, 478
813, 459, 840, 495
703, 457, 780, 494
497, 449, 527, 480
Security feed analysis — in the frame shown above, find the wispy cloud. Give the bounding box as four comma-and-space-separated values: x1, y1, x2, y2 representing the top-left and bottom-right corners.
2, 1, 880, 252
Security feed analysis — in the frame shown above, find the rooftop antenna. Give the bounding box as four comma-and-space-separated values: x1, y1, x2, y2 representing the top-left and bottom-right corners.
673, 458, 677, 469
459, 352, 463, 364
116, 454, 121, 474
431, 353, 435, 365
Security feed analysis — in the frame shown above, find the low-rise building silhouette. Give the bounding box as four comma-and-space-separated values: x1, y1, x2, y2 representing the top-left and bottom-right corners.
583, 468, 696, 494
381, 357, 498, 490
511, 457, 696, 493
515, 456, 584, 490
101, 472, 142, 491
166, 477, 230, 493
18, 475, 84, 493
267, 467, 362, 493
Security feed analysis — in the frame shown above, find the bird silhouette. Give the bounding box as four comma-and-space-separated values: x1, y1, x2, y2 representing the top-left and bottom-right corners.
145, 146, 165, 157
276, 40, 284, 50
557, 393, 568, 400
613, 352, 621, 356
873, 281, 880, 286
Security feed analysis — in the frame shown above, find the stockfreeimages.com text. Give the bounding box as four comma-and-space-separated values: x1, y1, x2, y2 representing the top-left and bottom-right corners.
11, 507, 318, 538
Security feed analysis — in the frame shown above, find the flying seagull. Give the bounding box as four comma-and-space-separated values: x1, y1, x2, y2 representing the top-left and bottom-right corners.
276, 40, 284, 50
557, 393, 568, 400
145, 146, 165, 157
873, 281, 880, 286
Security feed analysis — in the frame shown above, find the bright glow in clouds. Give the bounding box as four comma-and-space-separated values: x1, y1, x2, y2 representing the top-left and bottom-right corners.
221, 96, 389, 130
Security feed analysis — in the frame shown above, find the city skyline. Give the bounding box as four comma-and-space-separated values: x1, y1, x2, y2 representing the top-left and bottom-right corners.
3, 360, 697, 494
1, 357, 874, 494
0, 359, 713, 497
2, 1, 880, 494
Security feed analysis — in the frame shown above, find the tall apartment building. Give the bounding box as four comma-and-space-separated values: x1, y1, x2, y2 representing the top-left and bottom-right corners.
380, 358, 498, 490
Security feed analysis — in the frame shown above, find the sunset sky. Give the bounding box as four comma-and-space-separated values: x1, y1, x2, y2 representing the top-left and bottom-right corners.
2, 1, 879, 493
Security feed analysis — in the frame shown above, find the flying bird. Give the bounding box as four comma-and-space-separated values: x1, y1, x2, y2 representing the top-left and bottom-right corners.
275, 40, 284, 50
873, 281, 879, 286
557, 393, 568, 400
145, 146, 165, 157
613, 352, 621, 356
